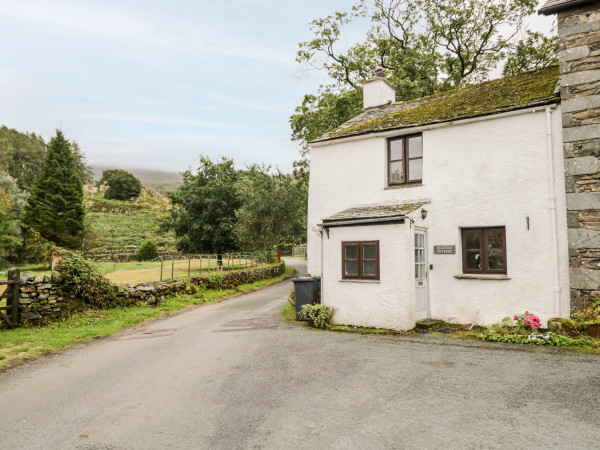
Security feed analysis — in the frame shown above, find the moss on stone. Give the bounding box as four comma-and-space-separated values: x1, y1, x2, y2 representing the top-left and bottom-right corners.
320, 65, 560, 141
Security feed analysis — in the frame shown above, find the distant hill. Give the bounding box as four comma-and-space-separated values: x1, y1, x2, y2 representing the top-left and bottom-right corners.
92, 166, 182, 193
83, 185, 176, 252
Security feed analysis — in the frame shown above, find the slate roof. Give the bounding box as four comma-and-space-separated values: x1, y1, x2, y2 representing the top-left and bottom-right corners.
539, 0, 596, 15
312, 65, 560, 144
321, 202, 425, 227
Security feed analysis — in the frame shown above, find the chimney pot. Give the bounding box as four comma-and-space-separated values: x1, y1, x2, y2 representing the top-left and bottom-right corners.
375, 67, 385, 77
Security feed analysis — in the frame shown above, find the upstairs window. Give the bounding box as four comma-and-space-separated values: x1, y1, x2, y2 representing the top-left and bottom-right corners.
388, 134, 423, 186
342, 241, 379, 280
461, 227, 507, 274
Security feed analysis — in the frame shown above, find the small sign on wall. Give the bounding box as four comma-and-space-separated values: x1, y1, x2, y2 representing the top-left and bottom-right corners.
434, 245, 456, 254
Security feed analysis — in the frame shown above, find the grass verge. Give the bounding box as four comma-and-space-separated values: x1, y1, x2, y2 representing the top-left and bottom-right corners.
0, 266, 295, 371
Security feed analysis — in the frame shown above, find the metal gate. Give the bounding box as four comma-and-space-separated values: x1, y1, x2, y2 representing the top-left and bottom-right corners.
0, 268, 20, 328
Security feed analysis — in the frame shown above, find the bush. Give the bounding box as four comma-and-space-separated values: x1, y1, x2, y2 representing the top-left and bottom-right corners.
55, 252, 117, 308
22, 229, 58, 267
99, 169, 142, 200
301, 304, 333, 329
137, 239, 158, 261
207, 270, 224, 289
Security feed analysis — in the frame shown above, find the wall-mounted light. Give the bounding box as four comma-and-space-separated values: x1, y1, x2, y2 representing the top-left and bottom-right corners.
421, 208, 428, 220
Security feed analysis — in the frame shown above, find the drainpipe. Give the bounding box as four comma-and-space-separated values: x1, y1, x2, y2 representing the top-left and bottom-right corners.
319, 226, 324, 304
546, 107, 562, 317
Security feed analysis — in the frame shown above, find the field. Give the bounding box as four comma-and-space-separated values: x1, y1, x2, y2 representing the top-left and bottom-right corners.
83, 186, 176, 252
2, 255, 273, 288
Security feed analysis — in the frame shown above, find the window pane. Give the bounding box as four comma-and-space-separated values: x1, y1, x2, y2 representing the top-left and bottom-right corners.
363, 245, 376, 260
415, 249, 420, 263
390, 139, 403, 160
466, 251, 481, 270
487, 230, 503, 249
408, 135, 423, 158
345, 261, 358, 276
464, 230, 480, 250
408, 159, 423, 181
390, 161, 404, 183
488, 250, 505, 270
345, 245, 357, 260
363, 261, 376, 276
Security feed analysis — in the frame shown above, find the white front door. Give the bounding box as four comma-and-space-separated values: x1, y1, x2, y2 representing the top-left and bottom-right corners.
414, 228, 429, 321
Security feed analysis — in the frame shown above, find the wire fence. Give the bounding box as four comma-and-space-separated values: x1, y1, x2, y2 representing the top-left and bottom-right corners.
100, 251, 278, 285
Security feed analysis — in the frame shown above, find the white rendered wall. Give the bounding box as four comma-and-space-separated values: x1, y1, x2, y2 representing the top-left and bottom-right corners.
322, 224, 415, 330
307, 107, 569, 328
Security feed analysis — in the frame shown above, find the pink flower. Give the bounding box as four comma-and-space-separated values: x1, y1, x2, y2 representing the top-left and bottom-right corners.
514, 315, 518, 320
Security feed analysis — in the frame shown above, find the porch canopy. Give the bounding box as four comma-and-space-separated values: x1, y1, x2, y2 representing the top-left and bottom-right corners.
320, 202, 426, 229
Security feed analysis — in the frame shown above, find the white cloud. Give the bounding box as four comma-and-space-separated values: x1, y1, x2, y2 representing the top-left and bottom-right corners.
83, 112, 247, 129
0, 1, 171, 46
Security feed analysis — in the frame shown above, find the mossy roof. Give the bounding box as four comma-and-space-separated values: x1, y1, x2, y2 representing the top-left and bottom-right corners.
322, 202, 424, 223
312, 65, 560, 144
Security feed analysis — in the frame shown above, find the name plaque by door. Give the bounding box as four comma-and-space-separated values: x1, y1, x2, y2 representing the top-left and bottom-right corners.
434, 245, 455, 254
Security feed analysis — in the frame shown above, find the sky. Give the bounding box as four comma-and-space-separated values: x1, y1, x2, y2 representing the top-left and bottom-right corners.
0, 1, 555, 174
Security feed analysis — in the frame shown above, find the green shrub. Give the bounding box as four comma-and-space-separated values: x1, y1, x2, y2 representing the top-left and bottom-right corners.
137, 239, 158, 261
22, 229, 58, 266
301, 304, 333, 329
572, 298, 600, 325
55, 252, 117, 308
207, 270, 224, 289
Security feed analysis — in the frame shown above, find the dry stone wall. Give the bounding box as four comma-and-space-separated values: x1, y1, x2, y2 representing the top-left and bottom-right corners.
558, 2, 600, 309
17, 262, 286, 324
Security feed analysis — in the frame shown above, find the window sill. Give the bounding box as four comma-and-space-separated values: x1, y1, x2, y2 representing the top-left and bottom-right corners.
339, 279, 380, 283
384, 183, 422, 190
454, 274, 511, 280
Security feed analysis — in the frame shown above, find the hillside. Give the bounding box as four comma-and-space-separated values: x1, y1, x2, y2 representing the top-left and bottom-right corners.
92, 166, 183, 193
83, 186, 176, 253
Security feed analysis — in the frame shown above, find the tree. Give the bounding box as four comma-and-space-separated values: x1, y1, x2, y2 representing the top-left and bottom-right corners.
0, 125, 46, 191
0, 171, 28, 261
165, 156, 241, 253
503, 31, 558, 76
98, 169, 142, 200
0, 125, 94, 189
70, 141, 94, 184
22, 130, 85, 250
292, 0, 539, 151
234, 165, 308, 250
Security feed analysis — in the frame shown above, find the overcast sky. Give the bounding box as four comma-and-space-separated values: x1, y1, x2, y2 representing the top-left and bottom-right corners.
0, 1, 554, 174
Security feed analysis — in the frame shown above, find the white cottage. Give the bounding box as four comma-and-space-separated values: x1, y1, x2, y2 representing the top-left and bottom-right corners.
307, 66, 571, 330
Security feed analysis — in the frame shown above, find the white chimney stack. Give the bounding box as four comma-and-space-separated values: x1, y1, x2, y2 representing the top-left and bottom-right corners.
363, 68, 395, 109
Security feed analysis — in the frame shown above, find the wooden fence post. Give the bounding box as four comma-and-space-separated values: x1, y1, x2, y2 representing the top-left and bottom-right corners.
9, 268, 19, 326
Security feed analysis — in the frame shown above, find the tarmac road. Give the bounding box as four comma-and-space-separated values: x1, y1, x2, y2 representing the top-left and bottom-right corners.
0, 257, 599, 449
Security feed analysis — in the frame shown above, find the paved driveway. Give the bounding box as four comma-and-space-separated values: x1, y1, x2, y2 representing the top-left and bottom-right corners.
0, 257, 599, 449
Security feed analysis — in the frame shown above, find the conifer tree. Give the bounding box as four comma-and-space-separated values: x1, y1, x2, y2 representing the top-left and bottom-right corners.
23, 130, 84, 250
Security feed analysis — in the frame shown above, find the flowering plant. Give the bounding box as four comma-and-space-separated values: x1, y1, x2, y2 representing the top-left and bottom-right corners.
513, 311, 541, 330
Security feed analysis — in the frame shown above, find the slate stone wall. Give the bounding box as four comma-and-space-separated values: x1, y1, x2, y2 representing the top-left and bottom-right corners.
558, 2, 600, 309
16, 262, 286, 324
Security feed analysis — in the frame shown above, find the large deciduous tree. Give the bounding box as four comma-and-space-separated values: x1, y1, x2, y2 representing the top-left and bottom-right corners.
22, 130, 85, 250
165, 156, 241, 253
234, 165, 308, 250
99, 169, 143, 200
0, 125, 95, 189
0, 171, 28, 262
0, 125, 46, 191
503, 31, 559, 76
291, 0, 543, 153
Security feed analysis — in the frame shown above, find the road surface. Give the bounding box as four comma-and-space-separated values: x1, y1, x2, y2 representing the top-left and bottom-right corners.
0, 257, 599, 449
